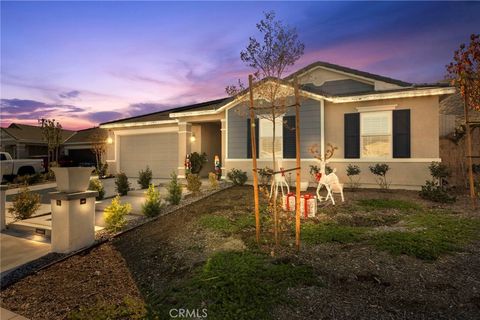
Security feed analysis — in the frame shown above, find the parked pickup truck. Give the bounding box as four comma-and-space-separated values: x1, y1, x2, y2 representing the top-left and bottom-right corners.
1, 152, 45, 182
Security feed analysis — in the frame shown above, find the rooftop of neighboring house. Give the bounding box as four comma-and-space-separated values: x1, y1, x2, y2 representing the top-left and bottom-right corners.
1, 123, 76, 143
100, 60, 453, 128
63, 127, 107, 144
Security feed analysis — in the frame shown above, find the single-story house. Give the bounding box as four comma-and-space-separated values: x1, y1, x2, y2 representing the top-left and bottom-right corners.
100, 61, 455, 189
0, 123, 76, 159
63, 127, 108, 167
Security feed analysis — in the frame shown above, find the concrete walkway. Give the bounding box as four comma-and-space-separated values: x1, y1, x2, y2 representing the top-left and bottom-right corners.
0, 308, 29, 320
0, 231, 51, 274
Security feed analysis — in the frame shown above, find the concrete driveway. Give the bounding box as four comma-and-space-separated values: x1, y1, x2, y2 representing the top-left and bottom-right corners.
0, 232, 51, 274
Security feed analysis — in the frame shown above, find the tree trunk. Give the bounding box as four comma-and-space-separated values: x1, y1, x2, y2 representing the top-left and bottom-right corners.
272, 107, 279, 246
464, 88, 477, 208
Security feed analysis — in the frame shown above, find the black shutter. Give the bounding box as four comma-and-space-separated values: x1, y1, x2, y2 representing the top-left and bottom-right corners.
247, 118, 259, 158
283, 116, 296, 159
344, 113, 360, 158
393, 109, 411, 158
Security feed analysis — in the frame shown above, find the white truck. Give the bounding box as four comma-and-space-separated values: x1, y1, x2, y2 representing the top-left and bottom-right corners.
0, 152, 45, 182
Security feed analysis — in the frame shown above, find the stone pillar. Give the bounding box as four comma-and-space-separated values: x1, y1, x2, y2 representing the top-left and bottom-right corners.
177, 122, 192, 178
220, 119, 227, 179
0, 185, 7, 231
50, 191, 98, 253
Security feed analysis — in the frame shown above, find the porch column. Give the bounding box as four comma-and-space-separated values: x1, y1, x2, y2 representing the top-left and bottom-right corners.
320, 99, 325, 158
220, 119, 227, 179
178, 122, 192, 178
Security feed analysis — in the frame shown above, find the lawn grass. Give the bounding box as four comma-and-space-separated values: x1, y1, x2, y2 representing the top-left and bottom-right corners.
372, 213, 480, 260
301, 222, 369, 244
199, 214, 255, 233
148, 251, 318, 319
356, 199, 422, 212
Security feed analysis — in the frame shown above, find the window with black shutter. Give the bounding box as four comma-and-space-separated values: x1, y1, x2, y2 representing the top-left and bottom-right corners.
344, 113, 360, 158
393, 109, 411, 158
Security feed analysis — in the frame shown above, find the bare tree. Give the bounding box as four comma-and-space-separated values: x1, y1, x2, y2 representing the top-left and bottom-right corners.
227, 11, 304, 247
90, 131, 107, 173
38, 118, 63, 167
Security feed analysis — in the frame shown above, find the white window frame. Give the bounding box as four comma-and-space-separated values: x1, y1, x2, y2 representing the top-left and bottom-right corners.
359, 110, 392, 159
259, 117, 283, 160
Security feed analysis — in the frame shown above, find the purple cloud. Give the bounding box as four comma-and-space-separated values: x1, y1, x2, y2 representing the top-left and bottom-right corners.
59, 90, 81, 99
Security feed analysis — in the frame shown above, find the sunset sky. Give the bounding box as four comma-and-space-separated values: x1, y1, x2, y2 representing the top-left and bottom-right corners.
1, 1, 479, 130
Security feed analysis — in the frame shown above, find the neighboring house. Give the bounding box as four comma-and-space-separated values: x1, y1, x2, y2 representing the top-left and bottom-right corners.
100, 61, 455, 189
63, 127, 108, 167
0, 123, 75, 159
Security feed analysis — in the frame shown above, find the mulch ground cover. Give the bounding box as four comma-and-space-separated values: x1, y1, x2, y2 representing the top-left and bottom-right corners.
1, 186, 479, 319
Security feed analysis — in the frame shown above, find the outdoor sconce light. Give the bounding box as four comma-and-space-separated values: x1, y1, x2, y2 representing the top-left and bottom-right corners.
190, 134, 196, 143
106, 137, 113, 144
56, 200, 62, 206
80, 198, 87, 205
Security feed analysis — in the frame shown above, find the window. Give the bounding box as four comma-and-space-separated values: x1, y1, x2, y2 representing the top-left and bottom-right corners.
259, 118, 283, 158
0, 153, 6, 161
360, 111, 391, 158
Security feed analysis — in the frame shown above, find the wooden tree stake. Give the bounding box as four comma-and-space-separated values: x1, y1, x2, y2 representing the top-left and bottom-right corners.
294, 77, 301, 250
249, 75, 261, 243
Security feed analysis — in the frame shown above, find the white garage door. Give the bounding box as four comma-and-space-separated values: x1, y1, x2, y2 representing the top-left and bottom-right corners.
119, 132, 178, 178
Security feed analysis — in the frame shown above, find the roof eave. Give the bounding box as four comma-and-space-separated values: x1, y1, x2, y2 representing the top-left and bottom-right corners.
100, 119, 178, 129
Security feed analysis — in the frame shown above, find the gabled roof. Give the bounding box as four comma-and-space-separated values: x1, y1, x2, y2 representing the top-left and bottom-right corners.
284, 61, 413, 87
100, 97, 230, 127
64, 127, 107, 144
2, 123, 76, 143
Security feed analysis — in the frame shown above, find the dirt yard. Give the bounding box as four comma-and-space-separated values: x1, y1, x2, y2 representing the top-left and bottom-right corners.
1, 186, 479, 320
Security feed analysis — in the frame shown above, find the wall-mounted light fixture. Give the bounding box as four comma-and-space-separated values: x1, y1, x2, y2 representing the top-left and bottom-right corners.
190, 134, 196, 143
106, 137, 113, 144
80, 198, 87, 205
56, 200, 62, 206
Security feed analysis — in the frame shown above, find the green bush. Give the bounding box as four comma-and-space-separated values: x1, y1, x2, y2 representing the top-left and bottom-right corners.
227, 168, 248, 186
208, 172, 219, 189
13, 173, 45, 185
301, 223, 368, 244
137, 166, 152, 189
68, 296, 146, 320
420, 181, 456, 203
258, 167, 273, 186
115, 172, 130, 196
167, 172, 182, 205
8, 187, 41, 221
186, 173, 202, 193
346, 164, 361, 189
142, 184, 164, 217
104, 196, 131, 232
189, 152, 207, 174
369, 163, 390, 190
88, 178, 105, 200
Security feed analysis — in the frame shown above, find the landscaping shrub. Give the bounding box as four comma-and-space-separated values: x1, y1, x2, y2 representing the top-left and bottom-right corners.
13, 173, 45, 186
8, 187, 41, 221
142, 184, 163, 217
369, 163, 390, 190
137, 166, 152, 189
356, 199, 422, 212
115, 172, 130, 196
149, 251, 317, 319
95, 162, 109, 178
189, 152, 207, 174
258, 166, 273, 186
88, 178, 105, 200
103, 196, 131, 232
419, 162, 456, 203
199, 214, 255, 233
167, 172, 182, 205
309, 164, 333, 177
346, 164, 361, 189
68, 296, 146, 320
208, 172, 219, 190
227, 168, 248, 186
186, 173, 202, 193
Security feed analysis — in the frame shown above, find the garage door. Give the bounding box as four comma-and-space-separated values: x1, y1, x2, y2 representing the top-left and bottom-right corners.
119, 132, 178, 178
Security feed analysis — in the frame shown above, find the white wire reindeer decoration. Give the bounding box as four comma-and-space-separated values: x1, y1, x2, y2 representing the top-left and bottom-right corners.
309, 144, 345, 205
